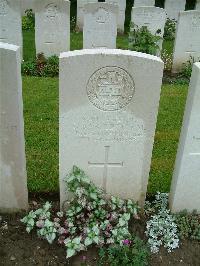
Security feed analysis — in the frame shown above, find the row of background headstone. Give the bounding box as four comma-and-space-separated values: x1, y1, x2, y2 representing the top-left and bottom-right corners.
21, 0, 198, 33
1, 0, 199, 69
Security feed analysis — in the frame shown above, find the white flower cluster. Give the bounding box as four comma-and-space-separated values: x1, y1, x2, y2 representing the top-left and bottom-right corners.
145, 193, 179, 253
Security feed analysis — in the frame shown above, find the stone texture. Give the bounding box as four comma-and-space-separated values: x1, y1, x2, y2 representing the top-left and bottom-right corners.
196, 0, 200, 10
134, 0, 155, 7
170, 63, 200, 213
77, 0, 98, 30
164, 0, 186, 21
131, 7, 167, 55
83, 3, 118, 49
35, 0, 70, 58
0, 0, 22, 54
59, 49, 164, 207
172, 11, 200, 73
0, 42, 28, 212
105, 0, 126, 33
20, 0, 35, 15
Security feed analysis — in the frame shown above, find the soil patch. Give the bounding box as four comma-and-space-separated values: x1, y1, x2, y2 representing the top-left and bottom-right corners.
0, 201, 200, 266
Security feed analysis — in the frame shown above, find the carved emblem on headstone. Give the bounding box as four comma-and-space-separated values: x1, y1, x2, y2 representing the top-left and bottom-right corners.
0, 0, 8, 16
95, 7, 109, 24
45, 3, 58, 19
87, 66, 135, 111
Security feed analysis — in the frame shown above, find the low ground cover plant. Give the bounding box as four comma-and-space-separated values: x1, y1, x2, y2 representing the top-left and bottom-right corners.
22, 53, 59, 77
128, 22, 162, 56
98, 236, 149, 266
21, 167, 200, 263
22, 9, 35, 31
175, 210, 200, 241
163, 18, 176, 41
145, 193, 179, 253
21, 166, 141, 260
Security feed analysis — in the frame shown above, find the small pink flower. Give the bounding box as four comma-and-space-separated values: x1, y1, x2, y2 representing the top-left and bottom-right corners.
122, 239, 131, 246
54, 222, 60, 228
82, 256, 87, 261
36, 220, 44, 228
58, 227, 68, 235
54, 217, 60, 223
107, 224, 113, 231
64, 220, 68, 226
58, 236, 65, 244
105, 231, 111, 237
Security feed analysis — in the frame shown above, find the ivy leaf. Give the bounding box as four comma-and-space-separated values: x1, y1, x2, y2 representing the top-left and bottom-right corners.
84, 237, 93, 246
46, 233, 56, 244
29, 218, 34, 227
93, 236, 99, 244
90, 192, 97, 200
26, 226, 32, 233
66, 248, 76, 258
119, 218, 126, 227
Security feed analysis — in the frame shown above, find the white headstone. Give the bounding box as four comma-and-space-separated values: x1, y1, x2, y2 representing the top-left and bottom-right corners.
131, 7, 167, 55
172, 11, 200, 73
196, 0, 200, 10
134, 0, 155, 7
105, 0, 126, 33
170, 62, 200, 213
164, 0, 186, 21
59, 49, 164, 207
35, 0, 70, 58
77, 0, 98, 30
83, 3, 118, 49
0, 0, 22, 53
0, 42, 28, 212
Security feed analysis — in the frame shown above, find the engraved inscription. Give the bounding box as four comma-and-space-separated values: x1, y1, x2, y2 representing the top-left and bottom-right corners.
45, 3, 58, 19
0, 27, 7, 40
95, 8, 109, 24
87, 66, 135, 111
0, 0, 8, 16
191, 15, 200, 27
72, 110, 144, 142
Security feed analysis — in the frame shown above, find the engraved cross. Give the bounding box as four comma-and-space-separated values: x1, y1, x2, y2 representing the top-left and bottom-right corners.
88, 146, 123, 192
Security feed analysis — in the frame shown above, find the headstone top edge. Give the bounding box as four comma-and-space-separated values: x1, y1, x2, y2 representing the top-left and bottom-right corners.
60, 49, 164, 64
194, 62, 200, 69
132, 6, 166, 12
0, 42, 19, 52
84, 2, 118, 12
179, 10, 200, 15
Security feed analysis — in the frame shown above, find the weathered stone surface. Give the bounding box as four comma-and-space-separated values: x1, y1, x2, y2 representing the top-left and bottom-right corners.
0, 0, 22, 54
35, 0, 70, 57
0, 42, 28, 212
105, 0, 126, 33
59, 49, 164, 207
196, 0, 200, 10
164, 0, 186, 21
131, 7, 167, 55
77, 0, 98, 30
172, 11, 200, 73
20, 0, 35, 14
134, 0, 155, 7
83, 3, 118, 49
170, 62, 200, 213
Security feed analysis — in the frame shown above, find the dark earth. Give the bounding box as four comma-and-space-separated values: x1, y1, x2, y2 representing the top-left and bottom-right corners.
1, 195, 200, 266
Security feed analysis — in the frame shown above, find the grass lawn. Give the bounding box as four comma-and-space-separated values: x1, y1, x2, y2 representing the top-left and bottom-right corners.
22, 30, 188, 195
23, 77, 188, 195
